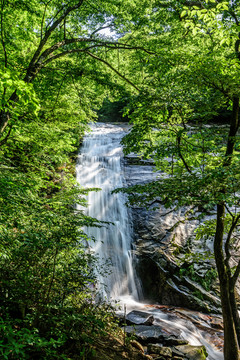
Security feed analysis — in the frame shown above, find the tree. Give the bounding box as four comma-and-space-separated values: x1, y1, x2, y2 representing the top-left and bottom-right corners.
0, 0, 154, 139
117, 1, 240, 359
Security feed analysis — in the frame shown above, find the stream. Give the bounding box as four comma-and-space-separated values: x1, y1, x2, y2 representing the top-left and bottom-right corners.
76, 123, 224, 360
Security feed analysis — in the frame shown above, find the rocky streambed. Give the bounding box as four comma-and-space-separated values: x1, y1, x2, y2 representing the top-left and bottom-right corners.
119, 308, 223, 360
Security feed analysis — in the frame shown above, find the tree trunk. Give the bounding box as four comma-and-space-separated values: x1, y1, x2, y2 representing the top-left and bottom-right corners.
224, 97, 239, 163
0, 91, 18, 134
229, 282, 240, 348
0, 110, 10, 134
214, 204, 239, 360
214, 97, 240, 359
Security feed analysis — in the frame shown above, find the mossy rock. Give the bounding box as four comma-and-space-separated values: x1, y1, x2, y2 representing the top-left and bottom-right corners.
173, 344, 208, 360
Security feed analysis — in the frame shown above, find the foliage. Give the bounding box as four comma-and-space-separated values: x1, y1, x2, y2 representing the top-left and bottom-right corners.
116, 1, 240, 359
0, 302, 118, 360
177, 250, 217, 292
98, 95, 130, 123
0, 107, 107, 358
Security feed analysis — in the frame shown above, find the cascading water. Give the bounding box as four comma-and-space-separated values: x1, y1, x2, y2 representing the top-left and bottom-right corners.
76, 123, 140, 302
76, 122, 223, 360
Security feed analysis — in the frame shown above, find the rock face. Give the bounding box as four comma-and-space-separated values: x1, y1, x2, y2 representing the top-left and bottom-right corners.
123, 156, 222, 313
134, 239, 220, 313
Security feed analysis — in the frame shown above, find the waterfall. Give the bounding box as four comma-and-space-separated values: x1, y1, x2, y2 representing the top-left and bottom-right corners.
76, 123, 140, 302
76, 123, 224, 360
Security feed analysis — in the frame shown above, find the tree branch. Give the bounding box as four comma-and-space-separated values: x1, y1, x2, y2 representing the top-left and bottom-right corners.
224, 214, 240, 270
177, 134, 192, 174
0, 0, 7, 68
232, 258, 240, 286
90, 25, 112, 38
0, 124, 12, 146
38, 38, 155, 63
24, 0, 85, 82
41, 0, 52, 40
85, 51, 140, 92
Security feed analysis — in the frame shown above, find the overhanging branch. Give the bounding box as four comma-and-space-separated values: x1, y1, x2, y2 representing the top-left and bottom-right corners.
85, 51, 140, 92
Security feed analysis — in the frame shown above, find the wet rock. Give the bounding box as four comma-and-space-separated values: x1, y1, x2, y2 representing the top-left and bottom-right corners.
181, 277, 221, 308
173, 345, 208, 360
209, 317, 224, 330
124, 155, 154, 166
135, 250, 220, 314
126, 310, 154, 326
172, 347, 188, 357
163, 338, 188, 346
147, 344, 172, 357
124, 325, 172, 344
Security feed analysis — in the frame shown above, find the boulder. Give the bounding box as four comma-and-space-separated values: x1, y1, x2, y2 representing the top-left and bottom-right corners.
126, 310, 154, 326
173, 345, 208, 360
124, 324, 188, 347
164, 338, 188, 346
124, 325, 172, 344
147, 344, 172, 357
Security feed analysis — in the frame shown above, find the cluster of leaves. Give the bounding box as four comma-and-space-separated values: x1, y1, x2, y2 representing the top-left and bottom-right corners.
179, 265, 218, 293
115, 0, 240, 219
120, 123, 240, 213
176, 249, 217, 292
97, 95, 131, 123
0, 302, 118, 360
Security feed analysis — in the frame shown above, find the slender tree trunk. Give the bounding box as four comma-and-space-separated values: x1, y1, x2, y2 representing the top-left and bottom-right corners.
0, 91, 18, 134
0, 110, 10, 134
225, 97, 239, 163
229, 282, 240, 348
214, 204, 239, 360
214, 97, 240, 359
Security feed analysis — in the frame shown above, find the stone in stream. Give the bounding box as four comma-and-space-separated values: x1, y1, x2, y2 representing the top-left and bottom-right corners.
164, 338, 189, 346
173, 344, 208, 360
124, 325, 188, 346
209, 317, 224, 330
126, 310, 154, 326
124, 325, 171, 344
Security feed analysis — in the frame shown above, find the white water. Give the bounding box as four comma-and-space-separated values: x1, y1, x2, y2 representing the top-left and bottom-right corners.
76, 123, 139, 301
76, 122, 223, 360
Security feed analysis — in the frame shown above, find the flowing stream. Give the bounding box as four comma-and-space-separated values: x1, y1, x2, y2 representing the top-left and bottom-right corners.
76, 123, 223, 360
